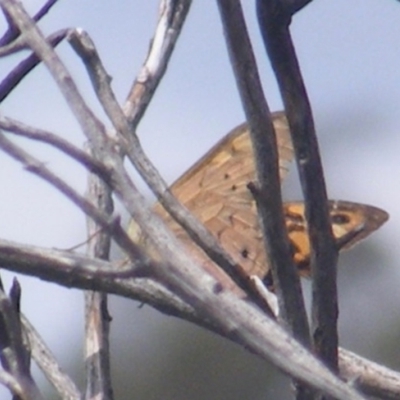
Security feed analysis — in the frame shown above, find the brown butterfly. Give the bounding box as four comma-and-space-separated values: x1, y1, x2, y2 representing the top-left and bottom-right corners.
130, 112, 388, 291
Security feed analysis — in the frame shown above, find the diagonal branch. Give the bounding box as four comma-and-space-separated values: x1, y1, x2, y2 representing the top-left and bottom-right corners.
0, 0, 109, 150
0, 115, 107, 177
21, 315, 81, 400
0, 0, 60, 45
0, 130, 154, 272
0, 282, 43, 400
0, 29, 68, 102
123, 0, 192, 128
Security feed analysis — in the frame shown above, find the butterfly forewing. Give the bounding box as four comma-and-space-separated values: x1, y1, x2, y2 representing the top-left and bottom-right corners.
153, 112, 294, 280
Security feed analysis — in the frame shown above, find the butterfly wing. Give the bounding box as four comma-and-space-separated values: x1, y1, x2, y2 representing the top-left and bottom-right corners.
153, 112, 293, 281
284, 201, 389, 277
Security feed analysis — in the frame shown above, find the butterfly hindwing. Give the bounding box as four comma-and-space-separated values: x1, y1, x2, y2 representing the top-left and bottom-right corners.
284, 202, 389, 276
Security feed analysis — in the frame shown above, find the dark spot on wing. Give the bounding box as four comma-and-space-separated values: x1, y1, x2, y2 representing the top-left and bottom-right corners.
331, 213, 350, 225
241, 248, 249, 259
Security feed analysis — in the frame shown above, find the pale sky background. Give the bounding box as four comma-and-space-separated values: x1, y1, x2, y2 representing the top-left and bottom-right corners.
1, 1, 400, 399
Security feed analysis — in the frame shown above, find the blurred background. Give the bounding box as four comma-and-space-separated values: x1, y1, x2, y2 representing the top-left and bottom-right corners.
1, 1, 400, 399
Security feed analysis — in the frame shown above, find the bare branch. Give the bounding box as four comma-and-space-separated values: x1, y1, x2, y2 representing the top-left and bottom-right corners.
123, 0, 192, 127
0, 4, 19, 46
0, 32, 27, 55
257, 0, 339, 372
0, 283, 43, 400
0, 6, 195, 299
0, 369, 23, 398
339, 348, 400, 400
0, 116, 107, 177
0, 245, 367, 399
215, 0, 310, 348
0, 239, 139, 280
0, 130, 154, 272
0, 0, 60, 45
0, 0, 109, 150
31, 0, 60, 24
84, 149, 114, 400
122, 257, 367, 400
0, 243, 186, 318
21, 315, 81, 400
0, 29, 68, 102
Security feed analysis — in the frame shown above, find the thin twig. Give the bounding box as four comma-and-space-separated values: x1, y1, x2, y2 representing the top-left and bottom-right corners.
0, 0, 194, 287
0, 1, 110, 151
21, 315, 81, 400
0, 285, 43, 400
3, 6, 267, 316
0, 29, 68, 102
0, 238, 140, 279
0, 32, 27, 55
84, 149, 114, 400
0, 130, 154, 272
257, 0, 339, 372
0, 115, 108, 176
0, 0, 60, 45
0, 5, 188, 293
0, 4, 19, 46
0, 369, 23, 398
0, 242, 191, 319
123, 0, 192, 127
32, 0, 59, 23
0, 240, 187, 317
